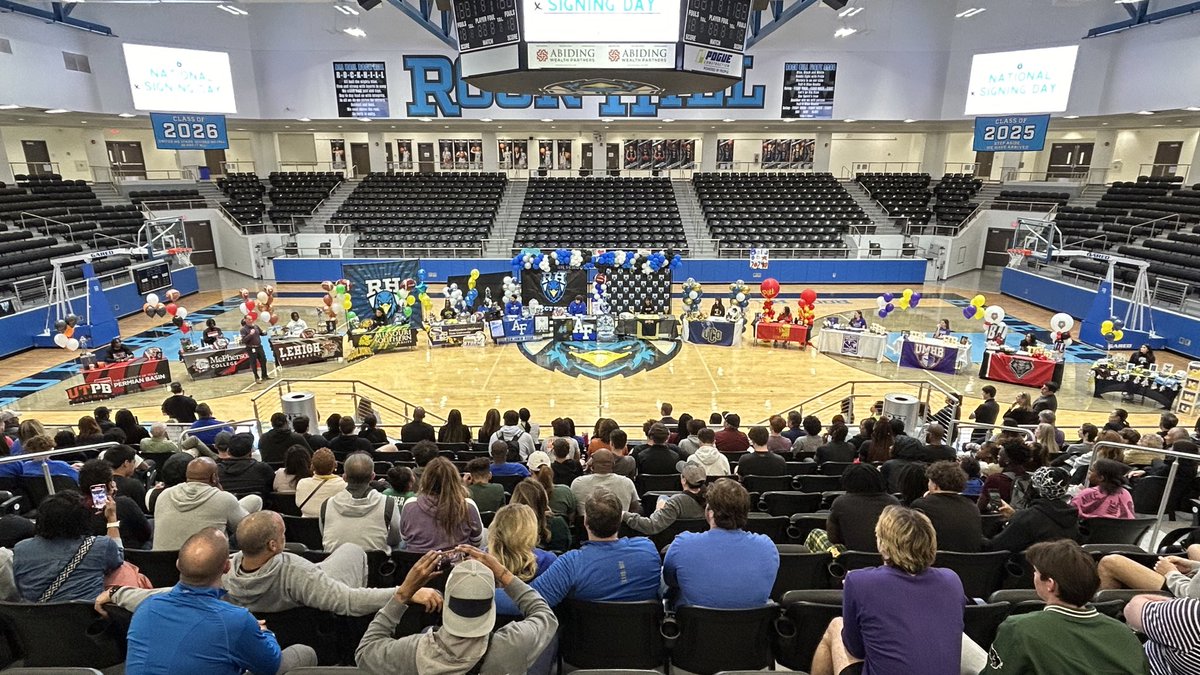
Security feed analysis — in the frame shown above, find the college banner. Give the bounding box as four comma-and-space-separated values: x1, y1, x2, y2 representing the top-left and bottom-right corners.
345, 324, 419, 361
67, 358, 172, 404
180, 346, 251, 379
899, 339, 958, 375
755, 322, 808, 344
686, 320, 740, 347
269, 334, 344, 368
428, 321, 488, 347
489, 315, 552, 344
342, 260, 422, 325
979, 351, 1058, 387
446, 271, 509, 312
521, 269, 588, 308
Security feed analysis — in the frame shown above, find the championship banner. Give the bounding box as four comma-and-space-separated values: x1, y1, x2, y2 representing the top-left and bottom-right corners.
342, 260, 422, 324
446, 271, 509, 311
180, 346, 251, 379
979, 351, 1058, 387
269, 334, 344, 368
67, 358, 172, 404
521, 269, 588, 308
686, 320, 740, 347
899, 339, 958, 375
345, 324, 419, 361
428, 321, 488, 348
489, 315, 552, 344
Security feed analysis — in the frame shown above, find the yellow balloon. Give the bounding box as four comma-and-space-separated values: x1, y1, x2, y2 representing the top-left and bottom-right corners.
1113, 330, 1124, 342
468, 279, 477, 290
971, 294, 986, 307
902, 288, 913, 299
342, 296, 352, 309
405, 295, 416, 306
470, 269, 480, 279
1101, 320, 1114, 333
973, 307, 984, 320
897, 298, 910, 310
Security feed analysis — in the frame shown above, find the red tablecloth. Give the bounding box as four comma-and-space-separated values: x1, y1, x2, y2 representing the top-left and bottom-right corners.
978, 351, 1059, 387
67, 358, 172, 404
755, 322, 808, 344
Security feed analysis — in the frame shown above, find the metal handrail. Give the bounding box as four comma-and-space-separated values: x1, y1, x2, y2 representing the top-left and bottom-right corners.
954, 421, 1036, 443
1087, 440, 1198, 543
760, 379, 961, 427
1137, 163, 1191, 182
8, 160, 61, 176
249, 379, 446, 429
179, 418, 262, 441
0, 442, 118, 495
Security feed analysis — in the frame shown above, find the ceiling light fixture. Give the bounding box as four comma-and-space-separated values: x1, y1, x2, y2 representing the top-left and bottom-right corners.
0, 104, 20, 110
44, 109, 69, 114
334, 4, 359, 15
418, 117, 432, 122
216, 4, 248, 15
1135, 110, 1154, 115
80, 120, 87, 124
343, 26, 366, 38
833, 27, 857, 37
838, 6, 863, 17
903, 118, 916, 123
661, 118, 674, 123
540, 118, 553, 122
480, 117, 493, 122
600, 117, 614, 123
297, 117, 311, 122
1063, 115, 1079, 119
722, 118, 735, 122
117, 113, 136, 118
955, 7, 986, 18
1184, 106, 1200, 112
843, 118, 857, 122
358, 117, 372, 122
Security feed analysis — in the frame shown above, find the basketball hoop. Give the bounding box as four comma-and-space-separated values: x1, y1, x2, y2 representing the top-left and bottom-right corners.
166, 247, 193, 267
1006, 248, 1033, 268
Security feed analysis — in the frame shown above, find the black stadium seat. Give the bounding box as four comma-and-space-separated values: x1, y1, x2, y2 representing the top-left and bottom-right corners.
514, 177, 684, 250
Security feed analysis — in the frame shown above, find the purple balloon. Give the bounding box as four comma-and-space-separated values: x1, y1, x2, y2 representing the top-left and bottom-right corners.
910, 296, 921, 308
882, 293, 894, 303
885, 303, 895, 312
962, 307, 975, 319
878, 309, 888, 318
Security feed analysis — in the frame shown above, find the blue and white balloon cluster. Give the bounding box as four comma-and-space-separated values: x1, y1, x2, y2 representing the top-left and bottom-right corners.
679, 277, 704, 319
728, 279, 751, 324
511, 248, 682, 275
591, 275, 609, 315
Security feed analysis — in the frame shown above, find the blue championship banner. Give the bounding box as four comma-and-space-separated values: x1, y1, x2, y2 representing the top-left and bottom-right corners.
150, 113, 229, 150
342, 260, 422, 324
973, 114, 1050, 152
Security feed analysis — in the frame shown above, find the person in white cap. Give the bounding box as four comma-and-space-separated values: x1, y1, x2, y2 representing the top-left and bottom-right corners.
355, 546, 557, 675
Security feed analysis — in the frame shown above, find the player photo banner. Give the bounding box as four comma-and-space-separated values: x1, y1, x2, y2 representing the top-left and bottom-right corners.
447, 271, 509, 312
67, 358, 172, 404
342, 260, 421, 324
522, 269, 588, 308
761, 138, 814, 169
269, 335, 344, 368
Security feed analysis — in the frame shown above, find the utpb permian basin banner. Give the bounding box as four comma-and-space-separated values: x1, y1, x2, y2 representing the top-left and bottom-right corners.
342, 260, 423, 324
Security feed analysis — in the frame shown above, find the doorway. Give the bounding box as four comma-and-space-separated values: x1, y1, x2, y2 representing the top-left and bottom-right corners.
974, 152, 995, 180
182, 221, 217, 265
1046, 143, 1093, 179
203, 150, 227, 178
107, 141, 147, 179
20, 140, 52, 175
1151, 141, 1183, 178
350, 143, 371, 175
384, 142, 394, 172
606, 143, 620, 176
581, 143, 594, 176
983, 227, 1016, 267
417, 143, 435, 173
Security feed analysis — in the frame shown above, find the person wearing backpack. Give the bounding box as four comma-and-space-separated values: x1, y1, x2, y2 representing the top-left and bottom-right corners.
488, 441, 530, 478
986, 466, 1082, 553
320, 452, 401, 554
977, 441, 1032, 512
489, 410, 536, 462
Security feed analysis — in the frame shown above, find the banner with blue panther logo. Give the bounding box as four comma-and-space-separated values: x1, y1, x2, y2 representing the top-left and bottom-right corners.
522, 269, 587, 307
343, 260, 421, 324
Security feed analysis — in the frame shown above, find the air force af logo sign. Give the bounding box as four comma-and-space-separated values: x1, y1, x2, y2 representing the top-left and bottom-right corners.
518, 338, 680, 380
541, 272, 568, 304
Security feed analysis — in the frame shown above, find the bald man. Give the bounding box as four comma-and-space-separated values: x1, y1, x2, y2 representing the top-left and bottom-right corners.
152, 457, 263, 551
320, 452, 401, 553
399, 407, 435, 443
121, 528, 317, 674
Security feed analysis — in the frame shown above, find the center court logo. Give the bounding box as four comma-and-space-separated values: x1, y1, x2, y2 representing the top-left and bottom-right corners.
518, 338, 680, 380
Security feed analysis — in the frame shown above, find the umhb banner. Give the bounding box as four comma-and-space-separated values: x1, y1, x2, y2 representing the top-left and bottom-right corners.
899, 339, 958, 375
67, 358, 172, 404
522, 270, 587, 308
342, 260, 422, 324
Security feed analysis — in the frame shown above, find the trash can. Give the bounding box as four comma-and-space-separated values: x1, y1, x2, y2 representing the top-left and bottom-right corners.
882, 393, 922, 432
198, 166, 211, 180
280, 392, 319, 427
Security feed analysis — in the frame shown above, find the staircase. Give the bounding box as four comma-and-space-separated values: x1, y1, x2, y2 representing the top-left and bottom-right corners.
973, 183, 1005, 207
1069, 184, 1108, 208
485, 179, 526, 257
90, 182, 131, 207
842, 179, 900, 234
306, 178, 358, 232
195, 181, 225, 206
671, 179, 715, 257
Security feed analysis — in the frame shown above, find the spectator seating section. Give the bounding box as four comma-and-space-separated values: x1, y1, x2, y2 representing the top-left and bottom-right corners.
335, 172, 505, 254
127, 189, 207, 209
930, 173, 983, 231
218, 173, 266, 225
516, 177, 684, 249
993, 190, 1070, 210
692, 172, 867, 256
267, 172, 343, 223
857, 172, 932, 226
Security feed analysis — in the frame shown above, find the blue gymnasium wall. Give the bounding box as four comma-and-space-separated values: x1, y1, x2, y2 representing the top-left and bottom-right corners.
0, 266, 200, 359
1001, 267, 1200, 360
273, 257, 928, 285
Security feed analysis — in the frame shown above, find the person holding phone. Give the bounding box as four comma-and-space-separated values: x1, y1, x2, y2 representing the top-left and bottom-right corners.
80, 457, 151, 549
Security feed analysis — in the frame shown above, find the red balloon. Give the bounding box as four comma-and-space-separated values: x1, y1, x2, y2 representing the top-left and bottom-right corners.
322, 294, 333, 306
246, 299, 256, 311
181, 324, 191, 333
800, 288, 817, 306
760, 278, 780, 300
269, 314, 280, 325
247, 311, 258, 322
165, 303, 178, 316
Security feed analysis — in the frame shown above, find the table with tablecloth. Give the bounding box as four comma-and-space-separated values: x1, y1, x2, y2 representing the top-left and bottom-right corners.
898, 337, 962, 374
1091, 370, 1182, 410
816, 328, 887, 362
179, 345, 252, 380
269, 334, 344, 367
753, 322, 808, 348
67, 357, 172, 404
684, 319, 743, 347
978, 350, 1065, 388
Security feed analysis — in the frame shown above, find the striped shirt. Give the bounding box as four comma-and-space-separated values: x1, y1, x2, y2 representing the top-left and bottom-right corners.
1142, 597, 1200, 675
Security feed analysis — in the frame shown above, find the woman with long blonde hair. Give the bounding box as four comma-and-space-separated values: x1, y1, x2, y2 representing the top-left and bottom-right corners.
399, 457, 483, 553
1034, 422, 1060, 456
489, 503, 557, 617
511, 478, 571, 552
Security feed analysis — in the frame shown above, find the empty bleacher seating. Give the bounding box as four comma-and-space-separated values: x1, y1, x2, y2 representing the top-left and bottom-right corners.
128, 189, 207, 209
516, 177, 683, 249
692, 172, 866, 257
266, 171, 342, 223
217, 173, 266, 225
857, 172, 932, 226
335, 172, 505, 255
993, 190, 1070, 210
930, 173, 983, 231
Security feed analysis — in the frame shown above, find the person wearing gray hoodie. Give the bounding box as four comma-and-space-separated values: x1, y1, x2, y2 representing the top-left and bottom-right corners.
682, 428, 731, 476
320, 453, 402, 554
152, 457, 262, 551
104, 511, 395, 618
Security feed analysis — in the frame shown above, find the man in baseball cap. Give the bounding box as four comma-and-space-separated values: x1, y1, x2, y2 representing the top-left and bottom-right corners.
355, 546, 557, 674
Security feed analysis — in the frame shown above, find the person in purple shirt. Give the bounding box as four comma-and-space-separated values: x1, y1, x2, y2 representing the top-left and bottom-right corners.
663, 478, 778, 608
488, 441, 531, 478
531, 489, 660, 607
812, 505, 964, 675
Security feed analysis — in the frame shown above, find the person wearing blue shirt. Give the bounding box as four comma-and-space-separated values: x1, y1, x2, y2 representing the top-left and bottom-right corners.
189, 403, 233, 447
505, 299, 523, 316
567, 295, 588, 316
531, 489, 661, 607
663, 478, 778, 609
120, 528, 317, 674
489, 442, 531, 478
